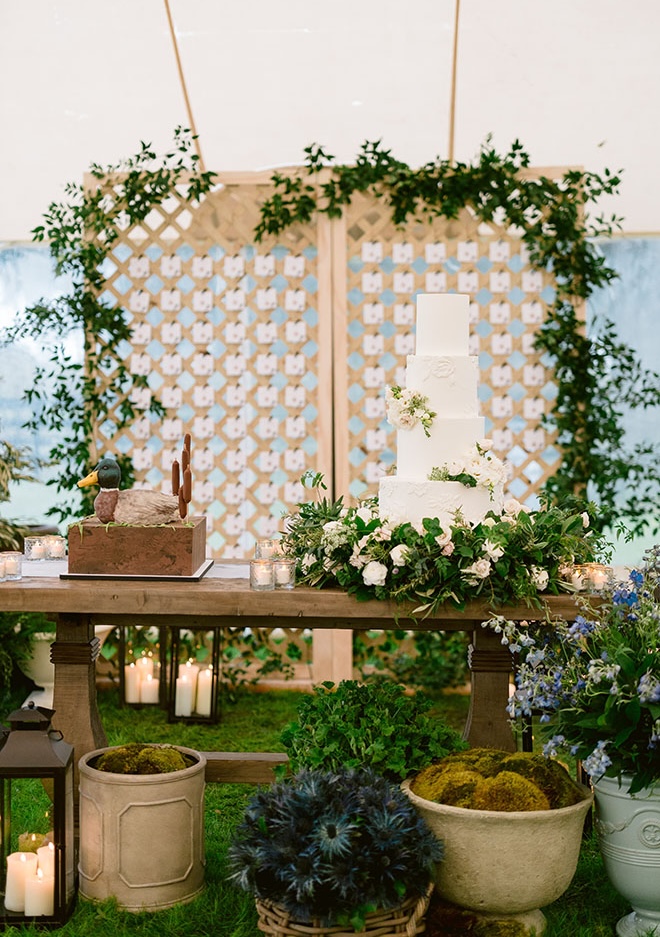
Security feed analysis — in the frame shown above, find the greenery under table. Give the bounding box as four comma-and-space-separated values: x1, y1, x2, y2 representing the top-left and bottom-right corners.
0, 559, 590, 791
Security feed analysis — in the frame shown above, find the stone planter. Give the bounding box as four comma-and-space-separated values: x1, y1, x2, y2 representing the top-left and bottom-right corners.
403, 779, 593, 935
594, 774, 660, 937
78, 744, 206, 912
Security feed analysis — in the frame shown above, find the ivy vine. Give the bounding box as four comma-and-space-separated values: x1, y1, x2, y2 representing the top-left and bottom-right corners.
255, 138, 660, 538
2, 128, 215, 521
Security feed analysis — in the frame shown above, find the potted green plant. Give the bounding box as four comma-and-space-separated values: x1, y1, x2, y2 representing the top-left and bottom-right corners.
502, 545, 660, 937
403, 749, 593, 936
279, 679, 467, 781
78, 742, 206, 912
228, 767, 441, 935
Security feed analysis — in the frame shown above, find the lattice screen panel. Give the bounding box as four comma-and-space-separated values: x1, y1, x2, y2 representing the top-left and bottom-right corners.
93, 176, 332, 558
92, 169, 565, 558
334, 194, 560, 506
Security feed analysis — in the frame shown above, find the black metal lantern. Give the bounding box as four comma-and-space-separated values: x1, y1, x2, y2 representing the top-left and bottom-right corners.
117, 625, 166, 709
167, 627, 221, 724
0, 704, 75, 927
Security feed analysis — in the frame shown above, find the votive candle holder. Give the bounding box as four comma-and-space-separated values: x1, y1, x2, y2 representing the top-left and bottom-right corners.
254, 539, 281, 559
23, 537, 47, 561
250, 559, 275, 591
2, 552, 22, 580
273, 558, 296, 590
44, 535, 67, 559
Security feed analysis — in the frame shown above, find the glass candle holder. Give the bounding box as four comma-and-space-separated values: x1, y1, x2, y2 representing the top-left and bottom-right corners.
2, 551, 23, 580
254, 539, 280, 559
0, 555, 5, 581
250, 559, 275, 591
273, 558, 296, 590
44, 535, 67, 559
23, 537, 47, 561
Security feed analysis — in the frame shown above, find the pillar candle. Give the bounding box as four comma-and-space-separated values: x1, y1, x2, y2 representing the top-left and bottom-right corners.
36, 842, 55, 877
24, 868, 55, 916
124, 663, 141, 703
139, 673, 160, 704
194, 668, 213, 716
175, 675, 193, 717
5, 851, 38, 912
135, 654, 154, 679
178, 660, 199, 703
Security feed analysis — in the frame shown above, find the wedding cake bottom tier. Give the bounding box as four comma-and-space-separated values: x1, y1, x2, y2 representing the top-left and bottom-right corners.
378, 478, 504, 530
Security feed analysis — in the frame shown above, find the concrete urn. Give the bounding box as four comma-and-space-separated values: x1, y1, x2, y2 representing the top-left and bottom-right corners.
402, 779, 593, 935
78, 744, 206, 912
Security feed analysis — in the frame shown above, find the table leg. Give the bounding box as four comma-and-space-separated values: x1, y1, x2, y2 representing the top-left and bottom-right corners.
463, 626, 515, 751
51, 614, 107, 792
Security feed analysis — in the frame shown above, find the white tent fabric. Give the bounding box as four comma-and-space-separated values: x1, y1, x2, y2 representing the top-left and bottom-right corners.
1, 0, 659, 241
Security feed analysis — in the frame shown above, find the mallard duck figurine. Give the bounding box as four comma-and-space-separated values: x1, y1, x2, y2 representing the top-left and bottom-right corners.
77, 458, 181, 525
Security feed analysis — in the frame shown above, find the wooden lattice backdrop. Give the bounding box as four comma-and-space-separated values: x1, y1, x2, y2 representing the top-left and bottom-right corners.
92, 168, 564, 559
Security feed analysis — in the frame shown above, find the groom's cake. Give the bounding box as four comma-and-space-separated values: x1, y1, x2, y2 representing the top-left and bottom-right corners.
378, 292, 507, 529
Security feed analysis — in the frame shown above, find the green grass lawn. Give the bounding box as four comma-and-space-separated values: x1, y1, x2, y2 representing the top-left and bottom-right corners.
2, 688, 629, 937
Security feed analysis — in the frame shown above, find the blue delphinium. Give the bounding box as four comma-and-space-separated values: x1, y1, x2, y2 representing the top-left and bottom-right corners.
228, 767, 442, 928
489, 544, 660, 795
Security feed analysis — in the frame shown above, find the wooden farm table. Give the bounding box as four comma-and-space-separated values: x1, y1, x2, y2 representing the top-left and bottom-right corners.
0, 560, 585, 784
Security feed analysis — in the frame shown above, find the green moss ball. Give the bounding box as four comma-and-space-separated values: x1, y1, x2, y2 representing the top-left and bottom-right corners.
471, 771, 550, 812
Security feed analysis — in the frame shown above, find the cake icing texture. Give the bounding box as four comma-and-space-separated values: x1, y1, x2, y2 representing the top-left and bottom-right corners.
378, 293, 507, 530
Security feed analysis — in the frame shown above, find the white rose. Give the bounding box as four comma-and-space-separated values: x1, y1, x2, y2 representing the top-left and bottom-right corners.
465, 558, 492, 579
435, 530, 452, 547
389, 544, 410, 567
581, 512, 590, 528
531, 566, 549, 590
362, 560, 388, 587
480, 438, 493, 451
483, 539, 504, 561
483, 517, 496, 528
447, 460, 464, 476
503, 498, 523, 515
442, 541, 455, 556
356, 506, 374, 523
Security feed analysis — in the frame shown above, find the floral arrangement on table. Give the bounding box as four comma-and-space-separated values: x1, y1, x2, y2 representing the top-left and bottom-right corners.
228, 767, 441, 931
494, 544, 660, 794
280, 473, 605, 615
385, 385, 435, 437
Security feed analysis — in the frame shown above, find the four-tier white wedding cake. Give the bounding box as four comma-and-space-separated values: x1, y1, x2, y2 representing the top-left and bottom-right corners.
378, 292, 508, 530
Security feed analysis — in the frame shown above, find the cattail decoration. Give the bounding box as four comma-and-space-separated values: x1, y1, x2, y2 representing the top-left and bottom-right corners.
172, 436, 193, 519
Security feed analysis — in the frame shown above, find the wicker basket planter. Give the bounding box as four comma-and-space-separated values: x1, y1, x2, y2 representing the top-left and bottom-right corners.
255, 886, 433, 937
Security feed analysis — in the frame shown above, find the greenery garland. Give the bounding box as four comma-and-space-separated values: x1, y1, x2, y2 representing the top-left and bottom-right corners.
2, 128, 215, 520
255, 138, 660, 538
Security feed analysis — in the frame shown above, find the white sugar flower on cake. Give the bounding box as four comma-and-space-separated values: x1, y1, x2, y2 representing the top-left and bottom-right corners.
428, 441, 508, 498
385, 385, 436, 438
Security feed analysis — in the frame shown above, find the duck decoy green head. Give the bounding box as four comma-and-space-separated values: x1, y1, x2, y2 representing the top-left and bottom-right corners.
77, 458, 122, 490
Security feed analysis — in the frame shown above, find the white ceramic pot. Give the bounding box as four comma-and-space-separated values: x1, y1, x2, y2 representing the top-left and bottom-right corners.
403, 779, 593, 935
594, 774, 660, 937
78, 744, 206, 912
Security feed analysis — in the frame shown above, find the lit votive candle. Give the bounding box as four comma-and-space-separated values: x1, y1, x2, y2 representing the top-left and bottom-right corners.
254, 539, 280, 559
587, 564, 611, 592
174, 675, 194, 717
194, 667, 213, 716
23, 537, 46, 561
250, 559, 274, 591
24, 868, 55, 916
2, 552, 22, 580
273, 558, 296, 590
124, 663, 141, 703
139, 673, 160, 704
45, 536, 66, 559
5, 851, 38, 912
